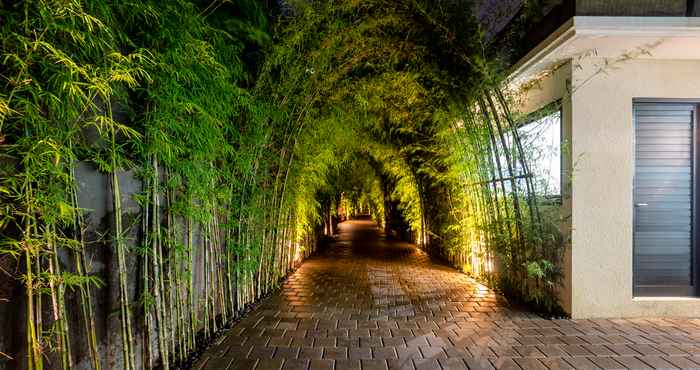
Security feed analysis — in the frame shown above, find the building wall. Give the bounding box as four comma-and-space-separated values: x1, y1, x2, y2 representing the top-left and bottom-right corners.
576, 0, 687, 16
512, 62, 574, 314
570, 57, 700, 318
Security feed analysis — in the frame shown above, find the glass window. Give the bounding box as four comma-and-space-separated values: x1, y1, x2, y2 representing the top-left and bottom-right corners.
517, 109, 562, 197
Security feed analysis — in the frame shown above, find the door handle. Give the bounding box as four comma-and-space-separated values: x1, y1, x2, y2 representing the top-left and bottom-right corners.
635, 203, 648, 207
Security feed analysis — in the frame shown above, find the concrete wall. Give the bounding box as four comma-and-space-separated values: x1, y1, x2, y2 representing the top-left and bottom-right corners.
513, 62, 574, 314
576, 0, 688, 16
0, 162, 151, 370
569, 57, 700, 318
0, 160, 324, 370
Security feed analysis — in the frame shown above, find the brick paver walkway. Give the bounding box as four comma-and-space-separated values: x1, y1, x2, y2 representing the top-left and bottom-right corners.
194, 220, 700, 370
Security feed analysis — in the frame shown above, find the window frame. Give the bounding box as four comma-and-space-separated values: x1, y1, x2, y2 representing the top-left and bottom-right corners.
514, 101, 564, 205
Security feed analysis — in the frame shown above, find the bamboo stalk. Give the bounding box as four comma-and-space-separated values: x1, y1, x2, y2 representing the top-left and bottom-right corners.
142, 173, 153, 369
494, 89, 543, 229
70, 162, 102, 370
150, 156, 169, 369
484, 94, 529, 289
187, 215, 196, 352
203, 219, 210, 338
24, 218, 41, 370
48, 226, 72, 370
109, 117, 136, 370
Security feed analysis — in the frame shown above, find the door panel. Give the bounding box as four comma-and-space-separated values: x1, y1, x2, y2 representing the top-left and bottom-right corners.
634, 103, 696, 296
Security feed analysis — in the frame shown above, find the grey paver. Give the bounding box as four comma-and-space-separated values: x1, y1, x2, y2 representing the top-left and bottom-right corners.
283, 359, 310, 370
513, 357, 548, 370
256, 359, 285, 370
309, 359, 333, 370
587, 356, 625, 370
663, 356, 700, 370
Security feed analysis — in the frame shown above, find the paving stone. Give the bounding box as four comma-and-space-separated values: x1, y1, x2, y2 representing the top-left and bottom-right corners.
250, 346, 276, 359
229, 358, 259, 370
614, 356, 654, 369
383, 337, 406, 347
274, 347, 301, 359
228, 345, 254, 358
192, 354, 211, 370
373, 347, 398, 360
677, 345, 700, 356
587, 356, 625, 370
491, 357, 522, 369
337, 337, 360, 348
560, 344, 592, 357
203, 355, 234, 370
270, 337, 295, 347
513, 357, 548, 370
314, 338, 336, 347
419, 346, 446, 359
463, 357, 496, 370
637, 356, 678, 370
396, 346, 423, 360
518, 337, 544, 346
491, 346, 520, 357
539, 357, 575, 370
443, 346, 471, 358
308, 359, 334, 370
363, 359, 390, 370
562, 357, 599, 369
282, 359, 310, 370
662, 356, 700, 370
248, 336, 272, 346
256, 359, 285, 370
348, 347, 372, 360
361, 337, 383, 347
330, 329, 349, 337
323, 347, 348, 360
536, 345, 567, 357
582, 336, 609, 345
299, 347, 323, 360
607, 344, 641, 356
350, 328, 371, 337
437, 358, 467, 369
292, 338, 315, 347
631, 344, 666, 356
514, 346, 545, 358
413, 358, 442, 370
584, 345, 617, 357
336, 359, 361, 370
387, 359, 416, 370
656, 345, 689, 356
196, 221, 700, 370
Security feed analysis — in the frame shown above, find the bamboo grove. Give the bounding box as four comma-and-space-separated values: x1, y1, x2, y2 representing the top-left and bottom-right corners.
0, 1, 565, 369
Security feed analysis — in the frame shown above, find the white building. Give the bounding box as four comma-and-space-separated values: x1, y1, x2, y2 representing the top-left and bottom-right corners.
506, 1, 700, 317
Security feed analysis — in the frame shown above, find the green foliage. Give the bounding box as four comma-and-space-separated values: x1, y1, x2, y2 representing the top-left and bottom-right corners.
0, 1, 280, 369
260, 0, 566, 314
0, 1, 567, 369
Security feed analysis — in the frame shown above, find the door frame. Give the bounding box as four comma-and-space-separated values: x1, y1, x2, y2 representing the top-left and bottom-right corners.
632, 99, 699, 297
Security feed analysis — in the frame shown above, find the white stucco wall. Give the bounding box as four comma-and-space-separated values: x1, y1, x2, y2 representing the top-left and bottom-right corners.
570, 57, 700, 318
512, 63, 574, 315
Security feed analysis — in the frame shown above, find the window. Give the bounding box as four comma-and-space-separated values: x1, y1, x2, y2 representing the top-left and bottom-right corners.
488, 106, 562, 201
517, 109, 562, 198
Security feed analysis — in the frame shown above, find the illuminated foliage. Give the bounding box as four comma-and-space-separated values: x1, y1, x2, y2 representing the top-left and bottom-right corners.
0, 1, 564, 369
